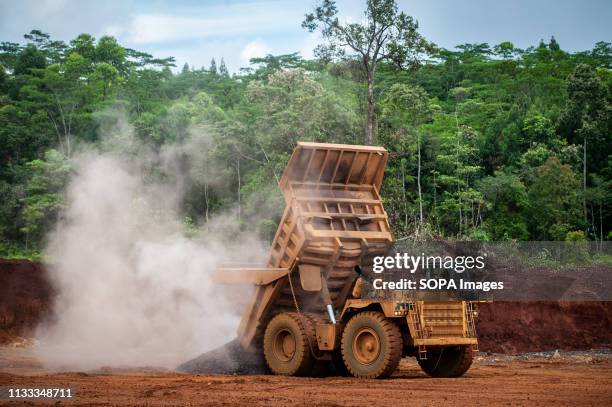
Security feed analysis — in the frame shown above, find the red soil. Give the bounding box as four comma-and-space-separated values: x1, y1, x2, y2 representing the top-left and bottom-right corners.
1, 354, 611, 406
0, 259, 54, 344
1, 259, 610, 353
477, 301, 612, 353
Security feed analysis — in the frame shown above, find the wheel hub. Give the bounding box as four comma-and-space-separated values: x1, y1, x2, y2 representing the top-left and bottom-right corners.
273, 328, 296, 362
353, 327, 381, 365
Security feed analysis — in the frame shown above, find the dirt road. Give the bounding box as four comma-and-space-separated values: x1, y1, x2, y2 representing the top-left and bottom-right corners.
1, 347, 610, 406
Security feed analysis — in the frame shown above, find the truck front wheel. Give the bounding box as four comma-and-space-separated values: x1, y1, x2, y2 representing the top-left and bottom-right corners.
341, 311, 403, 379
418, 346, 473, 377
263, 312, 316, 376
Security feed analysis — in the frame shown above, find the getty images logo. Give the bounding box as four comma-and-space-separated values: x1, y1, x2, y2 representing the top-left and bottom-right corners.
372, 252, 487, 274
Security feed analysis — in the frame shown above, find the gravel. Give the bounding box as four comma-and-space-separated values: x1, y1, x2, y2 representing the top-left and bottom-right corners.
177, 339, 267, 374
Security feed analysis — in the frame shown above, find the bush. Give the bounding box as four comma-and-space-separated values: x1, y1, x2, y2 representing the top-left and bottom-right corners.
565, 230, 586, 241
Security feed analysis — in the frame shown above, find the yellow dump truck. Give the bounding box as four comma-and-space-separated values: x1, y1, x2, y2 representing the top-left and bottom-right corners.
216, 142, 478, 379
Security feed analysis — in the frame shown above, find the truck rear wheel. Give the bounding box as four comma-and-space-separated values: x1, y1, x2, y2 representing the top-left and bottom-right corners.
341, 311, 402, 379
418, 346, 473, 377
263, 312, 316, 376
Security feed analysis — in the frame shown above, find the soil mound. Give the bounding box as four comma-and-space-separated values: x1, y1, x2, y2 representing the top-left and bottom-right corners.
477, 301, 612, 353
177, 339, 267, 374
0, 259, 53, 344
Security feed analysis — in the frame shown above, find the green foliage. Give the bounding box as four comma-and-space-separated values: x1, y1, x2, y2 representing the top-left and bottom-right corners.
248, 53, 305, 78
0, 26, 611, 258
478, 172, 529, 240
564, 230, 589, 262
527, 157, 582, 240
245, 69, 359, 150
565, 230, 586, 241
20, 150, 71, 249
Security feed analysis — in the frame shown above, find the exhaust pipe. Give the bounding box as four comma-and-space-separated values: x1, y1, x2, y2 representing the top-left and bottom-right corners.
320, 276, 336, 324
326, 304, 337, 324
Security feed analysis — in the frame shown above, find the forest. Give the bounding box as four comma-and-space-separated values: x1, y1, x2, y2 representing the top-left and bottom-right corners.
0, 1, 611, 259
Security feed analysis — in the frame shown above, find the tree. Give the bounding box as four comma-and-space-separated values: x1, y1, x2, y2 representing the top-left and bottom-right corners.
380, 84, 435, 234
589, 41, 612, 68
14, 45, 46, 75
20, 149, 71, 249
494, 41, 516, 59
559, 64, 610, 231
70, 34, 96, 61
23, 30, 67, 63
478, 172, 528, 240
303, 0, 435, 144
549, 36, 560, 52
245, 69, 359, 151
527, 157, 581, 240
23, 30, 50, 48
248, 53, 303, 78
37, 52, 94, 155
219, 58, 229, 76
0, 41, 22, 70
95, 36, 126, 72
209, 58, 217, 74
182, 62, 190, 74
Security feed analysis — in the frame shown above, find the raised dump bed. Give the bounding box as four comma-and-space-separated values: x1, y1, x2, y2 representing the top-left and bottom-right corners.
227, 142, 393, 348
215, 142, 478, 379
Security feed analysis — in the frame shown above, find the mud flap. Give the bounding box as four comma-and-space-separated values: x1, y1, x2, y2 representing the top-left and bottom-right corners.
298, 264, 322, 291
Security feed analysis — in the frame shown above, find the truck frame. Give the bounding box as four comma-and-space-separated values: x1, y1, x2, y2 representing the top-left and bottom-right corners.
216, 142, 478, 378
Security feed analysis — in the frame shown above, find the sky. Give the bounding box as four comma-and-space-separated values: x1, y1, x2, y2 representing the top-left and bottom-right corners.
1, 0, 611, 72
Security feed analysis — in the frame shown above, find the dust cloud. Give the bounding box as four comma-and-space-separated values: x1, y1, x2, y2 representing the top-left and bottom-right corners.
35, 114, 266, 369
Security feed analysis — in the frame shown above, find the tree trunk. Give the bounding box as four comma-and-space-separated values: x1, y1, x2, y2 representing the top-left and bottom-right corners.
237, 159, 241, 222
454, 107, 462, 237
417, 135, 423, 234
48, 114, 64, 154
204, 181, 209, 226
365, 74, 375, 145
401, 161, 408, 233
599, 203, 603, 251
590, 203, 595, 245
433, 168, 439, 234
583, 136, 587, 232
65, 131, 71, 157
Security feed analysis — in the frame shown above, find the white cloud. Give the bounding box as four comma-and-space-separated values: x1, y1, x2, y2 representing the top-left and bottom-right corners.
124, 3, 302, 44
240, 40, 271, 64
103, 24, 126, 38
300, 32, 321, 59
127, 14, 215, 44
0, 0, 132, 43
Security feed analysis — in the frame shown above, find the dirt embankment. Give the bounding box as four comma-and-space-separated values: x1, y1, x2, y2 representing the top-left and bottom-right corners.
477, 301, 612, 353
1, 259, 610, 354
0, 259, 54, 344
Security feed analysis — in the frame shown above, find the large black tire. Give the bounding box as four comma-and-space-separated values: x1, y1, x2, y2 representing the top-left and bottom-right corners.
263, 312, 316, 376
303, 312, 332, 377
418, 346, 473, 377
341, 311, 403, 379
302, 312, 350, 377
331, 350, 350, 376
